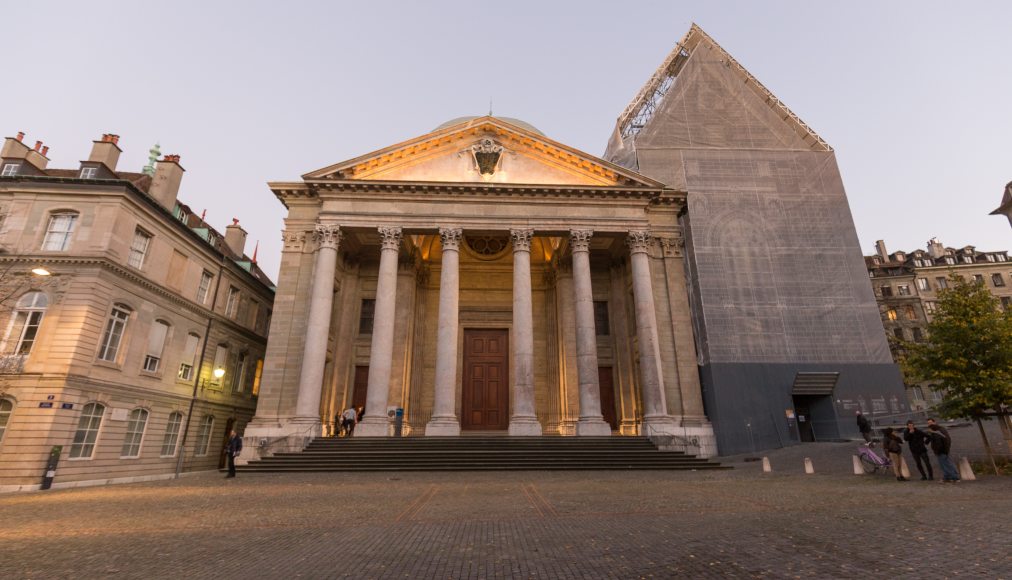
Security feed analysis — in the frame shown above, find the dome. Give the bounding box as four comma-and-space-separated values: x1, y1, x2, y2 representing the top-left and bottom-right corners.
434, 115, 544, 136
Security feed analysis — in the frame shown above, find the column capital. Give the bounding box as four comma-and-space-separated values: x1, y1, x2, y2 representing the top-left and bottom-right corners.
378, 226, 403, 251
439, 227, 463, 251
282, 230, 308, 252
569, 229, 594, 253
626, 230, 653, 255
314, 223, 342, 251
510, 228, 534, 252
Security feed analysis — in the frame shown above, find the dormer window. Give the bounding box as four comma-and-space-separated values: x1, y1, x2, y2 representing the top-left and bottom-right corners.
80, 166, 98, 179
962, 256, 973, 264
1, 163, 20, 177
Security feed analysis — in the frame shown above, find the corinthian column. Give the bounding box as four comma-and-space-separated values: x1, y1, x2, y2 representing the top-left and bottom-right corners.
627, 230, 677, 434
570, 229, 611, 436
509, 228, 542, 436
356, 226, 403, 437
293, 224, 342, 432
426, 227, 463, 436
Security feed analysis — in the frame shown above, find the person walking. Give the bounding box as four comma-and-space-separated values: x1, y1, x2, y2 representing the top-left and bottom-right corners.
856, 411, 872, 443
341, 406, 357, 437
903, 420, 934, 480
225, 429, 242, 479
927, 424, 960, 482
882, 427, 906, 481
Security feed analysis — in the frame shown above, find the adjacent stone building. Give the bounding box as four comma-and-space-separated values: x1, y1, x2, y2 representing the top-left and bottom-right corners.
0, 132, 274, 491
866, 238, 1012, 410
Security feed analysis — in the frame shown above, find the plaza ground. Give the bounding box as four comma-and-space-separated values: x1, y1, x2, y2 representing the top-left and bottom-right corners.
2, 426, 1010, 580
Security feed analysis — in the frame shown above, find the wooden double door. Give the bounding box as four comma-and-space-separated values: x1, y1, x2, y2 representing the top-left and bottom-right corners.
461, 329, 509, 430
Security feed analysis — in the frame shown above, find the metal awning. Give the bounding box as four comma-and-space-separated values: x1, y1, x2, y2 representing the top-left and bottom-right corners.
792, 372, 840, 396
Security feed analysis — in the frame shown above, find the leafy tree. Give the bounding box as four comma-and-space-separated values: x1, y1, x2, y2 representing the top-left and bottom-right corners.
902, 274, 1012, 455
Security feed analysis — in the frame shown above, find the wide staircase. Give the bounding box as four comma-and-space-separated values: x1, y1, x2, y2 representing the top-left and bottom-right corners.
240, 436, 727, 472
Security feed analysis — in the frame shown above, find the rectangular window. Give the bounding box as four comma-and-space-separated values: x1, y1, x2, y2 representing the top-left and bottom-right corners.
249, 301, 259, 329
232, 352, 248, 393
252, 359, 264, 396
120, 409, 148, 458
594, 301, 610, 336
972, 274, 984, 284
195, 415, 214, 456
897, 285, 911, 296
925, 302, 938, 314
992, 273, 1005, 287
912, 386, 925, 401
916, 278, 930, 291
358, 299, 376, 335
1001, 297, 1012, 311
79, 166, 98, 179
912, 327, 925, 342
69, 403, 105, 459
97, 306, 131, 362
142, 320, 169, 373
880, 286, 893, 297
197, 271, 213, 304
904, 305, 917, 320
886, 309, 898, 321
945, 257, 956, 265
936, 277, 948, 290
161, 412, 183, 457
128, 229, 152, 269
986, 254, 996, 263
963, 256, 974, 264
892, 328, 905, 341
10, 310, 44, 355
225, 286, 239, 318
178, 333, 200, 381
1, 163, 20, 176
42, 213, 77, 251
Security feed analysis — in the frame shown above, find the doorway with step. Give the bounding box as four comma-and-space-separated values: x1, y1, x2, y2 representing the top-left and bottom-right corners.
461, 328, 509, 431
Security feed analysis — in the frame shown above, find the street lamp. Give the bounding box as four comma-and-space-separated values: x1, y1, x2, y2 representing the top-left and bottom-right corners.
213, 367, 225, 380
200, 367, 226, 389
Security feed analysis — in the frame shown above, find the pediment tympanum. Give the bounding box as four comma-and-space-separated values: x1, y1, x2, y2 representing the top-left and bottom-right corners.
303, 116, 661, 188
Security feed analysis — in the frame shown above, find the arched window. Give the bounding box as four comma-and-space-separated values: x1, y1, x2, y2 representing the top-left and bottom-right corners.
161, 411, 184, 457
42, 212, 79, 251
70, 402, 105, 459
195, 415, 214, 456
0, 398, 13, 443
6, 292, 47, 355
142, 320, 170, 372
98, 304, 132, 362
120, 408, 149, 458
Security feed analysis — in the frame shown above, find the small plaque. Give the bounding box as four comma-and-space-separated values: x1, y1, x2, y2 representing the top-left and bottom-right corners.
39, 402, 54, 409
61, 403, 74, 410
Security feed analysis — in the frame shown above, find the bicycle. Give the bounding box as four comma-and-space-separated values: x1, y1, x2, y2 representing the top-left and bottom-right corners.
856, 442, 893, 475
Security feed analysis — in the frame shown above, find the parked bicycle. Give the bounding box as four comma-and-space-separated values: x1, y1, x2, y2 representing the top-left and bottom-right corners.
857, 442, 893, 475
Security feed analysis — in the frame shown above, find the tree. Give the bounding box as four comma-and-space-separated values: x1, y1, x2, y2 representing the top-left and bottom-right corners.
902, 274, 1012, 457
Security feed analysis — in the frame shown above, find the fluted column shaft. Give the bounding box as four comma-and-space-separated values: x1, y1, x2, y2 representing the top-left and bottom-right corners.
628, 231, 672, 426
571, 230, 611, 436
294, 224, 342, 426
426, 228, 463, 436
356, 226, 403, 437
509, 228, 542, 436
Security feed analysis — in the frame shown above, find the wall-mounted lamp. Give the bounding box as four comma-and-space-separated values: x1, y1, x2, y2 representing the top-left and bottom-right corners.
31, 267, 51, 276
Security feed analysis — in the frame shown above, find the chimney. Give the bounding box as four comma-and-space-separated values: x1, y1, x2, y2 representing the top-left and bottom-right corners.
88, 133, 122, 171
16, 132, 24, 142
148, 154, 185, 209
25, 140, 49, 170
927, 237, 945, 259
875, 240, 888, 260
1, 132, 30, 159
224, 218, 248, 257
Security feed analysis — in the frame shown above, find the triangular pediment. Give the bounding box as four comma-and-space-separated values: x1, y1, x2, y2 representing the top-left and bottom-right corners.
304, 116, 663, 188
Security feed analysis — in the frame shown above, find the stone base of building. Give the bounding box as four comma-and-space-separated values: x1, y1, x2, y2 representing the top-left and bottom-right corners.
425, 418, 461, 436
575, 418, 612, 436
355, 417, 393, 437
240, 418, 321, 465
508, 417, 543, 436
642, 417, 718, 458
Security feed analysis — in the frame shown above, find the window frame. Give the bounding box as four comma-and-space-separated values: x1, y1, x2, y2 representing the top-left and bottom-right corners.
120, 408, 149, 458
161, 412, 184, 457
69, 402, 106, 459
4, 291, 48, 355
128, 228, 152, 269
41, 212, 78, 252
232, 351, 248, 393
194, 415, 214, 457
142, 319, 170, 373
358, 298, 376, 335
1, 162, 21, 177
97, 304, 132, 363
0, 398, 13, 444
178, 332, 201, 381
79, 166, 98, 179
196, 271, 214, 305
225, 286, 240, 318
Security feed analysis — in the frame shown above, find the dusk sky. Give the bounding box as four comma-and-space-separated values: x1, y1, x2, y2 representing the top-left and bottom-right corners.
4, 1, 1010, 279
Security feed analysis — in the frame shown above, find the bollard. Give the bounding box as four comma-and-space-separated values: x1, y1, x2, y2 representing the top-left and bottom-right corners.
762, 456, 772, 473
899, 456, 911, 479
853, 455, 865, 475
958, 457, 976, 481
804, 457, 815, 474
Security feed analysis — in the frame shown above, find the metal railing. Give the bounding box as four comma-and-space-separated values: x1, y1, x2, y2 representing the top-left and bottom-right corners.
643, 423, 702, 456
255, 422, 319, 457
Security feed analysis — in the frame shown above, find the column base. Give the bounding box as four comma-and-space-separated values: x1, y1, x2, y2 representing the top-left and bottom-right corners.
425, 417, 461, 436
575, 418, 611, 436
354, 417, 391, 437
508, 417, 543, 436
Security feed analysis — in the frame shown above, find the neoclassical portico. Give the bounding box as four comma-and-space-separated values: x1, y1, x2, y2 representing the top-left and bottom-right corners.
244, 116, 714, 455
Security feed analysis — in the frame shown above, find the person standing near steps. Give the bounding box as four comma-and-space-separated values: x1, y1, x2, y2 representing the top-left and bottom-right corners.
225, 430, 243, 479
928, 423, 960, 483
882, 427, 907, 481
903, 420, 933, 480
856, 411, 872, 443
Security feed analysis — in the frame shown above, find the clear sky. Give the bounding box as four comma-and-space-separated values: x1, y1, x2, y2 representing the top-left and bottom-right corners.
3, 1, 1010, 279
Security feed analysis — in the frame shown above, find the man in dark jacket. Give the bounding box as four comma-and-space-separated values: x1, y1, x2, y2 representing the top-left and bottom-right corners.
856, 411, 872, 442
882, 427, 906, 481
225, 430, 243, 479
927, 424, 960, 482
903, 420, 933, 480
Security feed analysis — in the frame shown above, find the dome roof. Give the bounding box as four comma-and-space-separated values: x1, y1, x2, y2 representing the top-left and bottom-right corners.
434, 116, 544, 136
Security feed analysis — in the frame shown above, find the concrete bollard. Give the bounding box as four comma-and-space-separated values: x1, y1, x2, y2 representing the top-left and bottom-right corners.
762, 456, 772, 473
958, 457, 976, 481
804, 457, 814, 474
853, 455, 865, 475
899, 456, 911, 479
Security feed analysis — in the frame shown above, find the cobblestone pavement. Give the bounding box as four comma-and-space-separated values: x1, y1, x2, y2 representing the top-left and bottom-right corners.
2, 447, 1009, 579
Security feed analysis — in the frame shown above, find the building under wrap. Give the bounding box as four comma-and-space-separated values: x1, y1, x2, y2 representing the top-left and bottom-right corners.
605, 25, 908, 455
